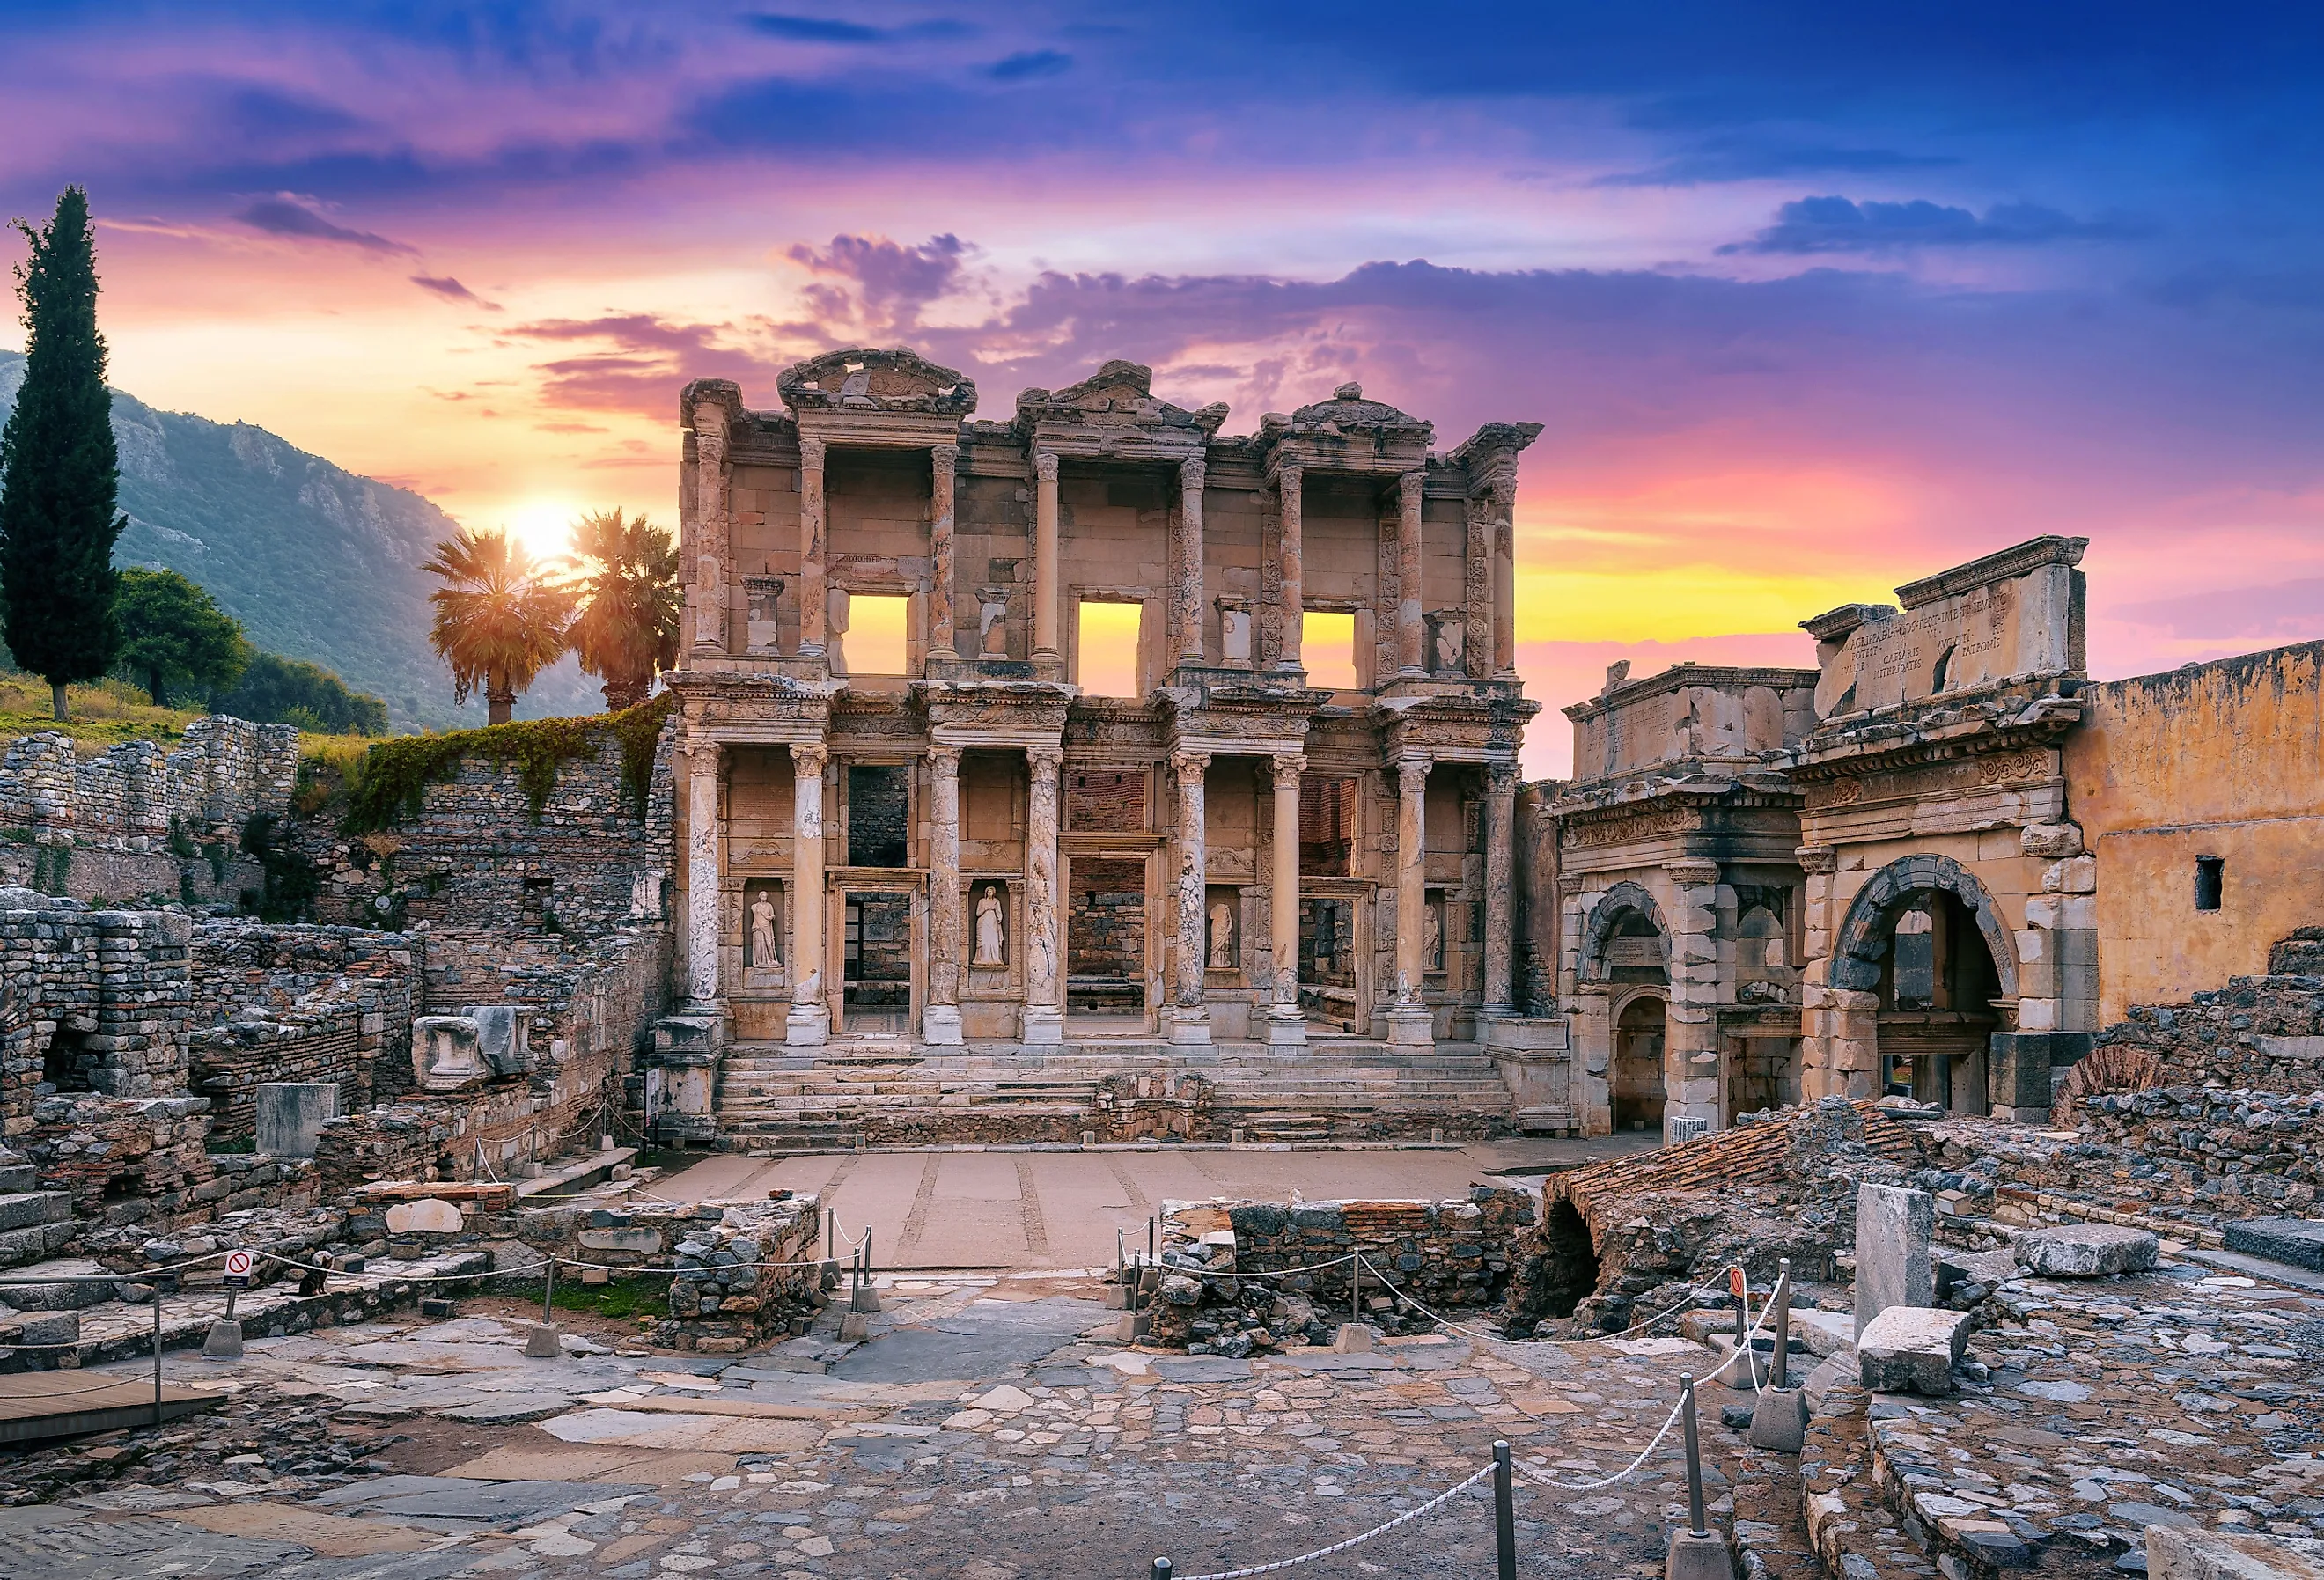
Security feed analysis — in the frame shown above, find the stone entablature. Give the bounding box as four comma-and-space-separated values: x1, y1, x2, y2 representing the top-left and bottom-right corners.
668, 353, 1538, 1060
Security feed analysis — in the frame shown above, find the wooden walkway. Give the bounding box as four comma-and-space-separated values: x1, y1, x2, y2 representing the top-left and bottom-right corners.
0, 1371, 224, 1443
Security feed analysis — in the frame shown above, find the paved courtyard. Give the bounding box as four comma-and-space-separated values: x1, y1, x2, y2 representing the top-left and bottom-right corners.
648, 1139, 1650, 1272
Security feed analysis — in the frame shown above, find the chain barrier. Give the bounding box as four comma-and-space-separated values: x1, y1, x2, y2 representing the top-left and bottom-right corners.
1162, 1461, 1497, 1580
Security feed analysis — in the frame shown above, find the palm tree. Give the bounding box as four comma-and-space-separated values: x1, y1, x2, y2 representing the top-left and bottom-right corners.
560, 508, 680, 712
422, 527, 570, 725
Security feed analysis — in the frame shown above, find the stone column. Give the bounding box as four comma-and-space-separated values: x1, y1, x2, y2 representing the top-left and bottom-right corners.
1266, 753, 1306, 1048
682, 737, 724, 1009
1463, 491, 1493, 680
1175, 457, 1207, 665
1665, 856, 1724, 1130
1276, 463, 1304, 670
1033, 452, 1061, 664
928, 443, 960, 662
691, 407, 730, 653
923, 745, 964, 1046
1482, 761, 1518, 1016
1021, 745, 1064, 1044
785, 742, 829, 1047
1386, 754, 1435, 1047
1169, 749, 1212, 1045
798, 437, 828, 658
1492, 476, 1518, 677
1396, 470, 1425, 676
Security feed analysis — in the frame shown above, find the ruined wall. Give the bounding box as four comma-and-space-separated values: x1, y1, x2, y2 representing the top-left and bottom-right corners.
2064, 641, 2324, 1022
513, 1194, 822, 1352
0, 717, 298, 847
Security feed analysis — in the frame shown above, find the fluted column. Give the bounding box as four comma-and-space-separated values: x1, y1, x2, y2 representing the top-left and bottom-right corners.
690, 408, 729, 653
682, 737, 724, 1008
1175, 457, 1207, 664
1033, 452, 1061, 664
1482, 761, 1517, 1015
798, 437, 828, 658
785, 742, 829, 1046
1276, 463, 1304, 670
1170, 749, 1212, 1044
1396, 470, 1425, 676
1386, 753, 1435, 1047
923, 744, 964, 1045
929, 443, 960, 663
1021, 745, 1064, 1044
1266, 753, 1306, 1048
1492, 476, 1519, 677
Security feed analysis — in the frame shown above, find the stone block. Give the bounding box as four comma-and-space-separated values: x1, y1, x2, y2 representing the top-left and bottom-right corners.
577, 1226, 665, 1255
0, 1191, 71, 1232
2013, 1223, 2159, 1277
2020, 821, 2084, 859
254, 1083, 338, 1157
1857, 1306, 1969, 1395
2144, 1525, 2324, 1580
0, 1308, 80, 1347
1853, 1182, 1934, 1341
2222, 1217, 2324, 1272
384, 1198, 463, 1235
464, 1006, 534, 1077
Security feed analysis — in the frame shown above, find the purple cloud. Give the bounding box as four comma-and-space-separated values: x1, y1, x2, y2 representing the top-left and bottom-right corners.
784, 233, 967, 328
411, 274, 501, 310
233, 195, 413, 254
1721, 196, 2146, 254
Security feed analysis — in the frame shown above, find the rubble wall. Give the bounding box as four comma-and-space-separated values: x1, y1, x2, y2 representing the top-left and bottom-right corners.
2085, 941, 2324, 1092
0, 717, 298, 846
512, 1194, 821, 1352
2065, 641, 2324, 1022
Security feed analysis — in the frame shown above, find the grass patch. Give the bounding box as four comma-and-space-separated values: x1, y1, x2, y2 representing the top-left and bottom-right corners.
0, 669, 403, 761
548, 1276, 668, 1322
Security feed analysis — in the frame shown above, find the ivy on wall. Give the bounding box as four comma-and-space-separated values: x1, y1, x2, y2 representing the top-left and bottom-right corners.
342, 693, 674, 834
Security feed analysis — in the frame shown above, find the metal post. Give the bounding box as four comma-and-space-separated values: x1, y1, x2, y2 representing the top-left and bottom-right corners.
543, 1256, 557, 1326
1351, 1252, 1363, 1324
1680, 1375, 1707, 1537
826, 1209, 835, 1262
1493, 1440, 1517, 1580
1770, 1258, 1792, 1391
151, 1282, 165, 1427
1148, 1217, 1156, 1262
1151, 1560, 1172, 1579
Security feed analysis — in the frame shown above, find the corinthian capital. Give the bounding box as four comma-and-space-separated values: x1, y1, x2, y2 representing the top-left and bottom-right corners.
930, 442, 960, 467
1026, 745, 1064, 775
1398, 469, 1424, 509
1180, 456, 1208, 491
1033, 451, 1060, 483
789, 741, 828, 777
926, 743, 962, 775
1396, 754, 1432, 793
1270, 753, 1306, 790
1171, 748, 1211, 782
798, 437, 827, 469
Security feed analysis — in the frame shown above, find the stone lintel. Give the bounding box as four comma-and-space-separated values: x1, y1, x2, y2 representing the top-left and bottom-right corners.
1894, 533, 2087, 611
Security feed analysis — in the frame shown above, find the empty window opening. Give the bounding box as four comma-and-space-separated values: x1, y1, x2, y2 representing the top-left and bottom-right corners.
842, 892, 912, 1032
1069, 768, 1145, 834
1612, 996, 1667, 1132
1077, 600, 1143, 697
839, 593, 909, 677
2195, 855, 2224, 912
1300, 610, 1358, 690
41, 1025, 92, 1093
1298, 776, 1357, 877
847, 766, 910, 868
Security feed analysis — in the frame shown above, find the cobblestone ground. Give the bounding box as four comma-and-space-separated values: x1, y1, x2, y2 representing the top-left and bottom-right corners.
0, 1272, 1766, 1580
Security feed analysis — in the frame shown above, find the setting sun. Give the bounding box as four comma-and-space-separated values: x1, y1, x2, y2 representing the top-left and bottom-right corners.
499, 500, 582, 562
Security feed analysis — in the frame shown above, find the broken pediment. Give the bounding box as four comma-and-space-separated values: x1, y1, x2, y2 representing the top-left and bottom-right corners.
1014, 360, 1229, 442
777, 347, 977, 416
1276, 381, 1434, 441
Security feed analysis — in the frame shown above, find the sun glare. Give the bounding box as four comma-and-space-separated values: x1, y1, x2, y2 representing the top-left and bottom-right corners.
502, 501, 580, 562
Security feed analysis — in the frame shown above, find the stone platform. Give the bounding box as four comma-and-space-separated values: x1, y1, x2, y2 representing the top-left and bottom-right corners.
708, 1035, 1519, 1150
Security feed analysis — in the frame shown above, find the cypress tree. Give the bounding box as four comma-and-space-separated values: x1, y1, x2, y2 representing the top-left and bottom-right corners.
0, 187, 126, 721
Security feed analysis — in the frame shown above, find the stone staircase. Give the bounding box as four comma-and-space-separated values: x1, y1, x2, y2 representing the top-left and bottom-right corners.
710, 1038, 1516, 1149
0, 1154, 75, 1269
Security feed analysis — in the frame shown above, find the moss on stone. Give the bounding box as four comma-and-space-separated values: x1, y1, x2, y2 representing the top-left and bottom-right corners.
343, 693, 673, 833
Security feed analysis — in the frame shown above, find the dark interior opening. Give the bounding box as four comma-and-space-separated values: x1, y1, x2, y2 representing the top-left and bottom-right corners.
1067, 857, 1145, 1014
1298, 777, 1356, 876
41, 1025, 93, 1093
847, 767, 910, 868
843, 892, 912, 1029
1531, 1200, 1601, 1322
2195, 855, 2224, 912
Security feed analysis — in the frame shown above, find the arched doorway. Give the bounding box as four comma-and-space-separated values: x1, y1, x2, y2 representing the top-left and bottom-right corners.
1829, 855, 2016, 1115
1612, 993, 1667, 1131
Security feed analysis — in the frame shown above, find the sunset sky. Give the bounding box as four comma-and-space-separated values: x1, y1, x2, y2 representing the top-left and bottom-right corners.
3, 2, 2320, 775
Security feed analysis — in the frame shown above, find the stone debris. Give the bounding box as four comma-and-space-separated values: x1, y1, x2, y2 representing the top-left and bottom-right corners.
1855, 1306, 1970, 1395
2015, 1221, 2162, 1277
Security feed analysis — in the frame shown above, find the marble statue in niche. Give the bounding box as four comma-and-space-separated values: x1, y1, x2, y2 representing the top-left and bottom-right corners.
974, 884, 1007, 966
1431, 616, 1465, 674
1207, 900, 1234, 969
747, 886, 781, 969
1424, 898, 1445, 972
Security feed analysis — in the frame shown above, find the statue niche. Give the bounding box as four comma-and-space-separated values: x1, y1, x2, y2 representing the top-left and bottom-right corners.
973, 884, 1009, 966
745, 879, 783, 974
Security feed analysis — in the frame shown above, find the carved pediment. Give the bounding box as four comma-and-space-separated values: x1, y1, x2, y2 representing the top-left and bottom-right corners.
1275, 382, 1433, 441
1015, 360, 1228, 440
777, 347, 976, 415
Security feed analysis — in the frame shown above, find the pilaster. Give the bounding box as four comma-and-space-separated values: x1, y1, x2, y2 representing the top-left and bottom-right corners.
1021, 745, 1064, 1043
785, 741, 829, 1047
1033, 452, 1061, 664
798, 437, 828, 658
928, 443, 960, 662
1275, 463, 1305, 671
1396, 469, 1425, 676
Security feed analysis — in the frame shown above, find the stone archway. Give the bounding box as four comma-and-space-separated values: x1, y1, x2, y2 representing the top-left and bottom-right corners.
1828, 855, 2018, 1001
1610, 988, 1668, 1131
1579, 881, 1670, 982
1828, 854, 2014, 1113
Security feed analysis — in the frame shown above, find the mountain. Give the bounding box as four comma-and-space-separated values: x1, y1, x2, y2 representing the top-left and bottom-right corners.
0, 350, 601, 731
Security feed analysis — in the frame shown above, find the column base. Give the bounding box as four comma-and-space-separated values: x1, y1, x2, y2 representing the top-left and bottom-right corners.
1384, 1006, 1435, 1048
1019, 1005, 1064, 1045
1264, 1007, 1306, 1049
1168, 1006, 1212, 1047
784, 1003, 830, 1047
921, 1004, 964, 1047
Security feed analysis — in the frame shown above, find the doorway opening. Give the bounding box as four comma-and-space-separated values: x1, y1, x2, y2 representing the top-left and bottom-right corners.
842, 891, 913, 1033
1612, 995, 1667, 1132
1725, 1035, 1799, 1123
1874, 891, 1999, 1114
1067, 856, 1147, 1032
1298, 895, 1359, 1032
847, 767, 909, 868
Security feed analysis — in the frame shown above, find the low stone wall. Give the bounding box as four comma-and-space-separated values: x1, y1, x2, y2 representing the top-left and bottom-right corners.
18, 1093, 217, 1230
511, 1194, 822, 1352
0, 893, 194, 1112
188, 1004, 367, 1144
2085, 937, 2324, 1093
0, 717, 297, 849
1146, 1189, 1533, 1351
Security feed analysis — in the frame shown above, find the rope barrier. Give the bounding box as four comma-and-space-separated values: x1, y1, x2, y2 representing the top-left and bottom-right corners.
1166, 1462, 1497, 1580
1350, 1252, 1747, 1349
1511, 1392, 1688, 1491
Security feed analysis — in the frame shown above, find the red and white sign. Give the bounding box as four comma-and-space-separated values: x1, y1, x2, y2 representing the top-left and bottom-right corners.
224, 1249, 253, 1287
1727, 1268, 1747, 1298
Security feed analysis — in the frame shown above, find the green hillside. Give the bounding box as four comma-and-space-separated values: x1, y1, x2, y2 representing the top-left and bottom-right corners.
0, 350, 601, 731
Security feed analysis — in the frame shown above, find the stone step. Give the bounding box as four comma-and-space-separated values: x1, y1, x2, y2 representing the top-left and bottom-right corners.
0, 1192, 72, 1233
1801, 1383, 1942, 1579
1728, 1443, 1826, 1580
